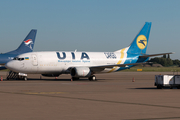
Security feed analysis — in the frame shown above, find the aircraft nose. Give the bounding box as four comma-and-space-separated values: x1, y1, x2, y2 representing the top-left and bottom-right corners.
5, 61, 14, 70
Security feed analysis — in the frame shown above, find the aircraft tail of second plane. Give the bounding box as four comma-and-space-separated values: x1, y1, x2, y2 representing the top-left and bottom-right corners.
6, 29, 37, 54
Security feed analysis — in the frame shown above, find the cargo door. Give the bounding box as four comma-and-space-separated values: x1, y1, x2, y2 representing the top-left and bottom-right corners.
31, 54, 38, 66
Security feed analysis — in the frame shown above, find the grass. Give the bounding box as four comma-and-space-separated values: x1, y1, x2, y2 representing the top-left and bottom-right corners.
123, 66, 180, 72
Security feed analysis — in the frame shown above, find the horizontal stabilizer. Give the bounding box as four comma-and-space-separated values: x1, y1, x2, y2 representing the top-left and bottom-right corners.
139, 52, 174, 58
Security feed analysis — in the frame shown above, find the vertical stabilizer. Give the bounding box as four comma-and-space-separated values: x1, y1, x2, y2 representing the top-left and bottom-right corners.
6, 29, 37, 54
127, 22, 151, 54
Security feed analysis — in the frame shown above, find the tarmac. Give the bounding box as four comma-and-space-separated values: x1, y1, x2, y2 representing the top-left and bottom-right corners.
0, 71, 180, 120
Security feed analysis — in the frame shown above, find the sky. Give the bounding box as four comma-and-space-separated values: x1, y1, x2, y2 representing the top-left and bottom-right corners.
0, 0, 180, 59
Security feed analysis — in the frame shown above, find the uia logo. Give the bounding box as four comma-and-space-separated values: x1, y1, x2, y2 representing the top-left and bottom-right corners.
136, 35, 147, 49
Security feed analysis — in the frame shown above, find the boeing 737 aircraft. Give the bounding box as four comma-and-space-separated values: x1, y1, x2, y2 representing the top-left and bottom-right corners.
5, 22, 173, 80
0, 29, 37, 70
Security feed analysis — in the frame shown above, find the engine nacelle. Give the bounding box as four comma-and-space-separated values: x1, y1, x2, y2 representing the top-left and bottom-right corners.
41, 74, 60, 77
71, 67, 91, 77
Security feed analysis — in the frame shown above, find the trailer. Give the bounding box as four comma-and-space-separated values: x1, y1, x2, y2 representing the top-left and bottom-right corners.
155, 75, 180, 89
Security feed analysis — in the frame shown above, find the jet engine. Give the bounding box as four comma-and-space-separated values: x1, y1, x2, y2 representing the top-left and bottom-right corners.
70, 67, 91, 77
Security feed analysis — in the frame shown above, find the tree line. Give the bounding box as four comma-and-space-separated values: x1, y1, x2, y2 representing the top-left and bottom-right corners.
148, 54, 180, 67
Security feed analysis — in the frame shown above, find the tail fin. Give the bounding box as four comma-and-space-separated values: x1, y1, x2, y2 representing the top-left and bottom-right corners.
6, 29, 37, 54
127, 22, 151, 54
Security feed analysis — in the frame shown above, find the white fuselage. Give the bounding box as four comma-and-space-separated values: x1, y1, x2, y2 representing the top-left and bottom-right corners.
6, 48, 138, 75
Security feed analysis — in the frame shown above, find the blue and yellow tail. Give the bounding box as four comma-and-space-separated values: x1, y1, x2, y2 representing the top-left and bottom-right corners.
127, 22, 151, 55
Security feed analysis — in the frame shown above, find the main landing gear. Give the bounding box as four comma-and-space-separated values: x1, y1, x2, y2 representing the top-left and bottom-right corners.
71, 75, 97, 81
88, 75, 96, 81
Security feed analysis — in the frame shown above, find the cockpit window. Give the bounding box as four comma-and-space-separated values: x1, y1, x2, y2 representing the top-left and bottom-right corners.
18, 58, 24, 61
13, 57, 24, 61
13, 57, 18, 60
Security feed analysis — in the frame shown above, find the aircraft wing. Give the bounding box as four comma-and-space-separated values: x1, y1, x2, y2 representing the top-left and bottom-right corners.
90, 62, 147, 69
139, 52, 174, 58
88, 52, 174, 70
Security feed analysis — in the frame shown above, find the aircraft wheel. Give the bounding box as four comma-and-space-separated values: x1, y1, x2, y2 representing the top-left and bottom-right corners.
88, 76, 92, 81
92, 75, 96, 81
24, 77, 27, 81
89, 75, 96, 81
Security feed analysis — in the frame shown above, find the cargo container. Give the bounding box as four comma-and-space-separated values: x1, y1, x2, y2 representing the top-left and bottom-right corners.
155, 75, 180, 89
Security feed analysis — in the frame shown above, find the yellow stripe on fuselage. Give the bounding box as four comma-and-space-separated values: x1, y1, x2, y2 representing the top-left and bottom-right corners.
108, 48, 126, 73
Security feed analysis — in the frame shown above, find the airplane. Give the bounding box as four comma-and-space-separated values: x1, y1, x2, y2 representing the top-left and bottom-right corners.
0, 29, 37, 70
5, 22, 173, 81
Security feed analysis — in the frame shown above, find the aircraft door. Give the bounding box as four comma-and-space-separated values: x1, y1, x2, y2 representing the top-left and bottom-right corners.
31, 54, 38, 66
